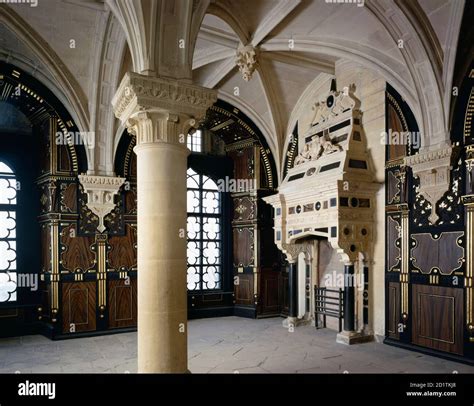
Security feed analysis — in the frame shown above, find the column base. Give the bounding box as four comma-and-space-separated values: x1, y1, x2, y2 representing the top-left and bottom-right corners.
336, 330, 374, 345
282, 316, 311, 329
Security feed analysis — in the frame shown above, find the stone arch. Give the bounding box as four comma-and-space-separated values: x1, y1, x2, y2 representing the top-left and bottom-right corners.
0, 5, 90, 162
88, 11, 127, 176
366, 1, 448, 148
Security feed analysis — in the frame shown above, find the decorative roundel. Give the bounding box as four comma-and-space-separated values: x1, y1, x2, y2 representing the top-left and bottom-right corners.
296, 205, 302, 214
350, 244, 356, 252
326, 95, 335, 108
350, 197, 359, 208
361, 228, 368, 236
315, 201, 321, 211
343, 227, 350, 236
306, 167, 316, 176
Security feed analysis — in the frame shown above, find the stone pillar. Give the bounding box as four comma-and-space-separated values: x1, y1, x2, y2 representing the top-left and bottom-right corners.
112, 72, 217, 373
363, 264, 369, 327
337, 261, 373, 345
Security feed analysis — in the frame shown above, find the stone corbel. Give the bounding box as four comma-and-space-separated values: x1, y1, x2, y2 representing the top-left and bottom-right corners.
236, 44, 258, 82
78, 175, 126, 233
404, 145, 453, 224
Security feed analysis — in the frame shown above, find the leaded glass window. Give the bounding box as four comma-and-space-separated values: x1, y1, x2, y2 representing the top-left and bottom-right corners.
0, 161, 17, 303
187, 168, 222, 291
187, 130, 202, 153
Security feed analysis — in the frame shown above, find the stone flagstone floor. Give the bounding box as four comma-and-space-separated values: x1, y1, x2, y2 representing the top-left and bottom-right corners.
0, 317, 473, 374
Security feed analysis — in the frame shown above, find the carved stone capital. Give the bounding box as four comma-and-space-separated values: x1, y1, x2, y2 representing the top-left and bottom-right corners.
404, 145, 453, 223
236, 45, 258, 82
78, 175, 126, 233
281, 242, 312, 264
112, 72, 217, 145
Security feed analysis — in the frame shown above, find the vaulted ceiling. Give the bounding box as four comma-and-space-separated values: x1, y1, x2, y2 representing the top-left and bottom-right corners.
0, 0, 466, 179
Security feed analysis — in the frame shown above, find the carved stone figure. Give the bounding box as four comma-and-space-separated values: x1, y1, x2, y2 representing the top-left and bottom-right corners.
320, 134, 342, 155
294, 142, 311, 165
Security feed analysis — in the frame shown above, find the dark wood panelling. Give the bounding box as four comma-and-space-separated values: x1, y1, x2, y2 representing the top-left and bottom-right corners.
235, 274, 253, 305
108, 278, 137, 329
387, 170, 400, 204
387, 215, 400, 271
259, 268, 280, 315
57, 144, 72, 173
41, 225, 51, 273
412, 232, 464, 275
387, 104, 407, 161
233, 196, 255, 222
108, 224, 137, 271
38, 119, 51, 175
388, 282, 400, 339
412, 284, 463, 355
60, 182, 77, 213
60, 224, 95, 273
130, 153, 137, 178
62, 282, 96, 333
125, 188, 137, 215
228, 147, 254, 181
233, 227, 254, 267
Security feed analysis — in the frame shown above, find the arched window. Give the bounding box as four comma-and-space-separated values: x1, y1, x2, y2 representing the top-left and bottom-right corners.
187, 168, 222, 291
0, 161, 17, 303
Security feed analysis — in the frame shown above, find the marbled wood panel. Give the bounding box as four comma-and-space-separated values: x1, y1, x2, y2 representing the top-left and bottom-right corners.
235, 274, 253, 305
124, 187, 137, 215
233, 196, 255, 222
41, 225, 51, 273
62, 281, 96, 333
60, 224, 95, 273
411, 232, 463, 275
233, 227, 254, 267
388, 282, 400, 339
60, 182, 77, 213
228, 147, 254, 181
108, 224, 137, 271
387, 215, 400, 271
108, 278, 137, 329
259, 268, 279, 315
57, 143, 72, 173
387, 104, 407, 161
412, 284, 463, 355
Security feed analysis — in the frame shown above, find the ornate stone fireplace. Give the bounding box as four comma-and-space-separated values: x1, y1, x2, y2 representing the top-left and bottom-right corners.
264, 83, 378, 344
